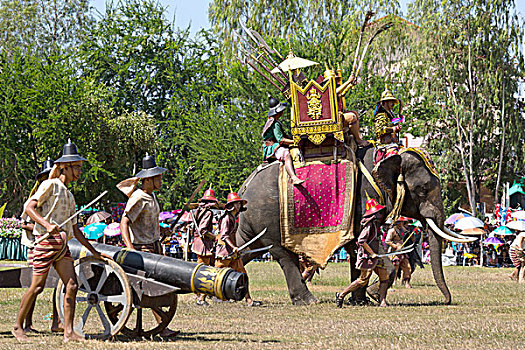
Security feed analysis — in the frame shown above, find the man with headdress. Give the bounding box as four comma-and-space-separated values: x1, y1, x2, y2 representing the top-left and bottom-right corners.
118, 153, 179, 337
14, 140, 107, 342
373, 85, 403, 146
215, 190, 262, 306
262, 97, 304, 186
335, 198, 389, 307
20, 159, 63, 334
192, 186, 218, 306
385, 216, 412, 288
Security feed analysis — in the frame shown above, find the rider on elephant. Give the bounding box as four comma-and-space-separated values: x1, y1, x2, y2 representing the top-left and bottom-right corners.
192, 186, 218, 306
336, 198, 390, 307
215, 190, 262, 306
373, 85, 404, 146
261, 97, 304, 186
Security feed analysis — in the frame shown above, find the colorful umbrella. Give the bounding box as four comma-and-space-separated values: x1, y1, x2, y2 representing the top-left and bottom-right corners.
492, 226, 514, 236
483, 236, 503, 245
454, 217, 484, 230
410, 220, 423, 227
445, 213, 470, 225
461, 228, 485, 236
505, 220, 525, 231
86, 211, 111, 225
103, 222, 121, 237
83, 222, 107, 240
511, 211, 525, 220
159, 211, 175, 221
160, 222, 170, 228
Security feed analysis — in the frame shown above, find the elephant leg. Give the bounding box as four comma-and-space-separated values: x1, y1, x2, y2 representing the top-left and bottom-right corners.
272, 247, 318, 305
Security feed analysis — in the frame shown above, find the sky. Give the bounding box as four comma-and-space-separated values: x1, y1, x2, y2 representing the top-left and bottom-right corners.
91, 0, 525, 35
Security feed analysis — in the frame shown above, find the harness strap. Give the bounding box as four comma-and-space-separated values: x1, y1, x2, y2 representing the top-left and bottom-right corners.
358, 159, 385, 205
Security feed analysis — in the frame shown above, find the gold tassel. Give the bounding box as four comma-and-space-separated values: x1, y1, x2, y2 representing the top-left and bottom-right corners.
387, 174, 405, 223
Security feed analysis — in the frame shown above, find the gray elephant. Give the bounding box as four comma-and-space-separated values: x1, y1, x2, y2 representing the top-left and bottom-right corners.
236, 144, 474, 305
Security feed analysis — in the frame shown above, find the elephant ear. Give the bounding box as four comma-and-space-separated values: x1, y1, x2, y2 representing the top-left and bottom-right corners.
372, 155, 402, 201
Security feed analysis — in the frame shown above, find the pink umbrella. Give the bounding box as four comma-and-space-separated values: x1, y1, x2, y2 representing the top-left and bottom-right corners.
445, 213, 470, 225
103, 222, 121, 237
159, 211, 175, 221
86, 211, 111, 225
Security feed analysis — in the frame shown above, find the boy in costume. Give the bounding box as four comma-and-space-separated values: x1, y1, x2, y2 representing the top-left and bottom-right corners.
373, 85, 403, 146
262, 97, 304, 186
192, 186, 218, 306
20, 159, 63, 334
119, 153, 179, 337
14, 140, 106, 342
215, 190, 262, 306
385, 217, 412, 288
335, 199, 389, 307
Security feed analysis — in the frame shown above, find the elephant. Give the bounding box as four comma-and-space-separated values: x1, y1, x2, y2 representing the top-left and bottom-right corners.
235, 144, 474, 305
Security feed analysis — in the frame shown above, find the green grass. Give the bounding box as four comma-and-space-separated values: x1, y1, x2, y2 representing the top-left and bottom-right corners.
0, 262, 524, 349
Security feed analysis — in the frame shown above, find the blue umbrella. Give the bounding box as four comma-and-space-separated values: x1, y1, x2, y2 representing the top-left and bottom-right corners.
83, 222, 107, 240
492, 226, 514, 236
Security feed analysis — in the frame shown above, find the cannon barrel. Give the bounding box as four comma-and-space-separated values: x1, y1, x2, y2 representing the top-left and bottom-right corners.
68, 239, 247, 301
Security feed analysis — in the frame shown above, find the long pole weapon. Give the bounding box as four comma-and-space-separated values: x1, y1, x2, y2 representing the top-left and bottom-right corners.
351, 10, 375, 78
29, 190, 108, 249
170, 180, 206, 230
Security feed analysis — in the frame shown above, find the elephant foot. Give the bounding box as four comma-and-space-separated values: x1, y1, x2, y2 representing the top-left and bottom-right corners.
291, 292, 319, 305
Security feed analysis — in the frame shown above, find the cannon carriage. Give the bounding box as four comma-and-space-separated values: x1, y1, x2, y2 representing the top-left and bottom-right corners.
0, 239, 248, 339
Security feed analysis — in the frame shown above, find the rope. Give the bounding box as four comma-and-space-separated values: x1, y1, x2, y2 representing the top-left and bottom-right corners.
358, 160, 385, 205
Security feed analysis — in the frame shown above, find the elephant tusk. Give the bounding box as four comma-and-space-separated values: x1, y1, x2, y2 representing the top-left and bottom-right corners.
443, 225, 478, 242
425, 218, 477, 243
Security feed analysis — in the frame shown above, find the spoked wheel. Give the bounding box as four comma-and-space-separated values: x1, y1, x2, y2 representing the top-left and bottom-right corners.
105, 292, 177, 338
56, 257, 133, 340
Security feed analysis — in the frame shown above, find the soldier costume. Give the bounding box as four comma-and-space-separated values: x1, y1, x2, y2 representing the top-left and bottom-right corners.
14, 140, 104, 342
192, 186, 218, 306
215, 190, 262, 306
335, 199, 390, 307
373, 85, 403, 146
262, 97, 304, 186
385, 217, 412, 288
118, 153, 179, 337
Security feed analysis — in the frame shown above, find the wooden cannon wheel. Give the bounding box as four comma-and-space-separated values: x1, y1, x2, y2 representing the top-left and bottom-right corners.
56, 257, 133, 340
104, 291, 178, 338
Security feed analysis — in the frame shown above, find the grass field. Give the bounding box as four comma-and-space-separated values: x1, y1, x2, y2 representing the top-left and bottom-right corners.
0, 261, 524, 349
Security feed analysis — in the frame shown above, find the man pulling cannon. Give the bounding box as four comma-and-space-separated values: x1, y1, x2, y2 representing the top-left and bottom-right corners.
118, 153, 179, 337
192, 186, 218, 306
215, 190, 262, 306
13, 140, 107, 342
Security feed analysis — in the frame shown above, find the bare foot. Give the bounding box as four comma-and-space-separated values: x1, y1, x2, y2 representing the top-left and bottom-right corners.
508, 273, 518, 281
159, 328, 180, 337
63, 331, 85, 342
12, 327, 31, 342
379, 301, 388, 307
51, 325, 64, 333
405, 283, 412, 289
23, 326, 39, 333
292, 177, 305, 186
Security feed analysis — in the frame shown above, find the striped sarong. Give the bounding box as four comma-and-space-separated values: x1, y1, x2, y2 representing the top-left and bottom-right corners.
32, 231, 73, 275
510, 246, 524, 268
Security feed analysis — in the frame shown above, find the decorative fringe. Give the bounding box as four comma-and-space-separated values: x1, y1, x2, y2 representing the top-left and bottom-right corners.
387, 174, 405, 222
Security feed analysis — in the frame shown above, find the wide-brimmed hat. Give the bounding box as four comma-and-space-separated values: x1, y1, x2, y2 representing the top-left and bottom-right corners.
37, 158, 54, 179
364, 198, 386, 217
225, 191, 247, 209
134, 153, 167, 179
267, 96, 287, 117
54, 139, 88, 163
380, 84, 399, 104
200, 186, 218, 202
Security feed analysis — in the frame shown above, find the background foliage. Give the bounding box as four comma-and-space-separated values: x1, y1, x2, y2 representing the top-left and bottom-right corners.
0, 0, 523, 217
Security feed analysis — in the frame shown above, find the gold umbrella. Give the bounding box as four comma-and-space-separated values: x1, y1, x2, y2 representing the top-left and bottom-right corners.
271, 50, 319, 73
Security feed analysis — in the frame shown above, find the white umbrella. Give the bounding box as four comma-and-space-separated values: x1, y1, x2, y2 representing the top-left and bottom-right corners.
506, 220, 525, 231
511, 211, 525, 220
454, 217, 485, 230
271, 50, 319, 73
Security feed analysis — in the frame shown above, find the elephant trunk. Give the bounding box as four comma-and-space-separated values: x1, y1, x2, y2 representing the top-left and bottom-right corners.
425, 217, 452, 305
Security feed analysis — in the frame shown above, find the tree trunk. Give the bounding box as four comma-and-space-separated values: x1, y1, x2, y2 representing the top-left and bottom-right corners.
495, 79, 506, 203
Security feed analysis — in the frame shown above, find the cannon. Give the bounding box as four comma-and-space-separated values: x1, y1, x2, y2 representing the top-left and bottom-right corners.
0, 240, 248, 339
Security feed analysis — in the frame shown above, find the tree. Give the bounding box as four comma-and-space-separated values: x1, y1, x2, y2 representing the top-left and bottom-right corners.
407, 0, 524, 215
